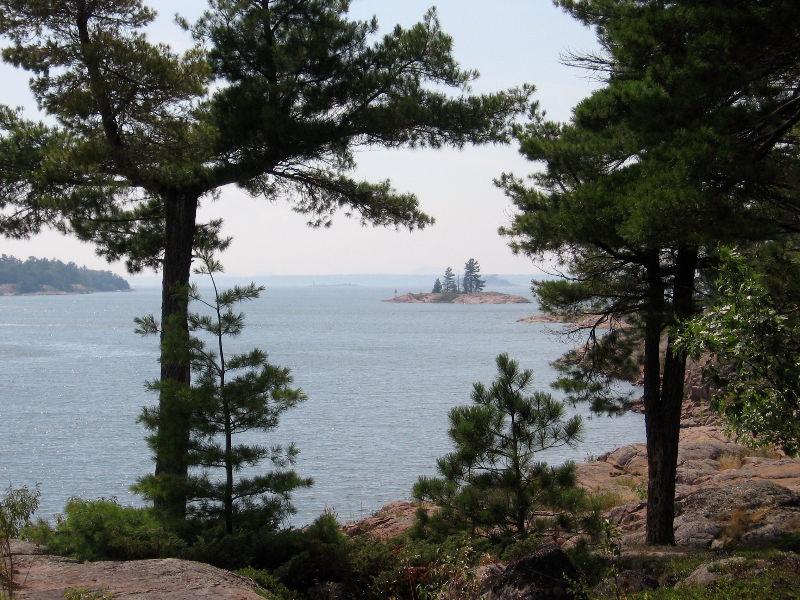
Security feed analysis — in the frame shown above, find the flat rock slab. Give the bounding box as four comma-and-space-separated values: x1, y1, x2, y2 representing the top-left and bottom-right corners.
12, 552, 263, 600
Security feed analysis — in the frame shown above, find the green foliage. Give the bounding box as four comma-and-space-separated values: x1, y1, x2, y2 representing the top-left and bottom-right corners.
236, 568, 299, 600
499, 0, 800, 544
0, 485, 39, 540
63, 589, 113, 600
275, 512, 350, 592
441, 267, 457, 294
462, 258, 485, 293
0, 255, 129, 294
135, 249, 311, 532
599, 568, 800, 600
679, 249, 800, 455
26, 498, 185, 561
0, 0, 530, 248
414, 354, 587, 539
432, 278, 443, 294
1, 485, 40, 598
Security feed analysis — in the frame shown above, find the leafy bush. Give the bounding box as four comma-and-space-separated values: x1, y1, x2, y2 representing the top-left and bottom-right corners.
27, 499, 184, 561
1, 485, 40, 597
275, 512, 351, 591
236, 568, 300, 600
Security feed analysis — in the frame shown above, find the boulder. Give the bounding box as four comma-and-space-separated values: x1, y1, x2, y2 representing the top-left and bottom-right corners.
341, 501, 432, 540
482, 544, 583, 600
11, 544, 265, 600
677, 557, 767, 588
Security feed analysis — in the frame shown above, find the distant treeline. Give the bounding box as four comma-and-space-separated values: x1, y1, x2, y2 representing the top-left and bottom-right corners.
0, 255, 130, 294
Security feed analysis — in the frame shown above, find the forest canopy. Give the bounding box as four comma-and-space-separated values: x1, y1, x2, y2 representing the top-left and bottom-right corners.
0, 255, 130, 294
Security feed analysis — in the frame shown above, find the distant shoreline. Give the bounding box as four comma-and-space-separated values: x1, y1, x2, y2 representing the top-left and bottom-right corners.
0, 284, 133, 297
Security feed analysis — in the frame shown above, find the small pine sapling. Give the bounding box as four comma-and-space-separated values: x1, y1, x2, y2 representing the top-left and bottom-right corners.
135, 249, 311, 533
414, 354, 586, 540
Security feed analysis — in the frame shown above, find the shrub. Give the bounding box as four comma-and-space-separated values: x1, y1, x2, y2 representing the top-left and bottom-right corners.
275, 512, 352, 591
1, 485, 40, 598
236, 568, 299, 600
27, 498, 184, 561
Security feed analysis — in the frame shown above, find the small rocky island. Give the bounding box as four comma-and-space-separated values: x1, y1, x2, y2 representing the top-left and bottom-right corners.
386, 259, 530, 304
0, 255, 130, 296
385, 291, 530, 304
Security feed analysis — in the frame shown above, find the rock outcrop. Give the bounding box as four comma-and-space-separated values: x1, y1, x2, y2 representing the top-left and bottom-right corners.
576, 391, 800, 548
517, 313, 627, 328
479, 544, 581, 600
384, 292, 530, 304
342, 501, 427, 540
10, 541, 265, 600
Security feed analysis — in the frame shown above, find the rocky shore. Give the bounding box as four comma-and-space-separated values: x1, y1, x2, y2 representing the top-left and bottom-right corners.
384, 291, 530, 304
517, 312, 629, 329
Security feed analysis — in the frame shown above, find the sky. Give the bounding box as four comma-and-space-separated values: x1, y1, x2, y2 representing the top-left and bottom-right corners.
0, 0, 600, 277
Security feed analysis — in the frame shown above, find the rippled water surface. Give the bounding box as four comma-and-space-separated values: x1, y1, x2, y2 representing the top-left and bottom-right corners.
0, 286, 644, 524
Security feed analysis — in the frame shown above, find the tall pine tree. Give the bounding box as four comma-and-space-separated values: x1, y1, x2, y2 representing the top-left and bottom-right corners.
502, 0, 800, 544
462, 258, 485, 293
442, 267, 457, 293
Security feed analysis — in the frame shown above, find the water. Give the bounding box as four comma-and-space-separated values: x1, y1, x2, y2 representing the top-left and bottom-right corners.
0, 286, 644, 525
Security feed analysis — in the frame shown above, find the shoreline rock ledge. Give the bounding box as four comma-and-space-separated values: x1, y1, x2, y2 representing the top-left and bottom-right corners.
384, 291, 530, 304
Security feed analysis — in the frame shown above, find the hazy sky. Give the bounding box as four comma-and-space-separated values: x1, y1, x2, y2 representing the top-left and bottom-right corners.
1, 1, 599, 276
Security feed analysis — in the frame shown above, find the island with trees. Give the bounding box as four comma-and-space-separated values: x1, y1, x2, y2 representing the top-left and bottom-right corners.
0, 255, 130, 295
385, 258, 531, 303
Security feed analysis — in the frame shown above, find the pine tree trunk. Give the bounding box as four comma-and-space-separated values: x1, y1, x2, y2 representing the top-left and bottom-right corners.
154, 191, 199, 521
644, 246, 698, 545
642, 251, 668, 543
224, 418, 234, 534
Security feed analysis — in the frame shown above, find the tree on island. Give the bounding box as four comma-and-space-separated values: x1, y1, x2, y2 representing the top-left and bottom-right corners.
442, 267, 458, 293
414, 354, 585, 538
462, 258, 485, 293
0, 0, 530, 520
432, 278, 443, 294
135, 248, 311, 534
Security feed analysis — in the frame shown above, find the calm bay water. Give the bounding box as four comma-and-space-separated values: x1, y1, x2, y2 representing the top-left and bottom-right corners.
0, 285, 644, 525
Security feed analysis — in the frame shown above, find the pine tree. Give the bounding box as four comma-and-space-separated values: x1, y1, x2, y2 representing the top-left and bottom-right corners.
414, 354, 584, 538
463, 258, 485, 293
432, 278, 443, 294
0, 0, 530, 519
135, 248, 311, 533
442, 267, 457, 293
501, 0, 800, 544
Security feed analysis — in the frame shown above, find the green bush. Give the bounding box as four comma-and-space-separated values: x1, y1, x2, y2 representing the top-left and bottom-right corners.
27, 498, 185, 561
63, 589, 113, 600
275, 512, 351, 591
236, 568, 300, 600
